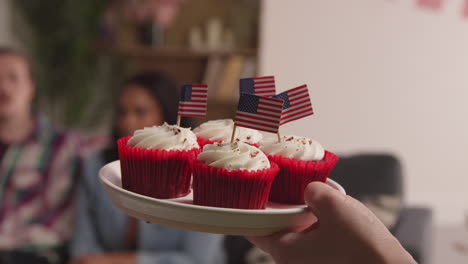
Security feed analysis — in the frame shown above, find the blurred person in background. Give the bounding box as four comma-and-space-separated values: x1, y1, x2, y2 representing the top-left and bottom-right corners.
0, 46, 81, 263
70, 72, 224, 264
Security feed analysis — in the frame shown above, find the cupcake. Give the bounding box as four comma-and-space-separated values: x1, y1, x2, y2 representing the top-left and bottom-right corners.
117, 122, 200, 199
193, 119, 262, 148
260, 135, 339, 204
192, 141, 279, 209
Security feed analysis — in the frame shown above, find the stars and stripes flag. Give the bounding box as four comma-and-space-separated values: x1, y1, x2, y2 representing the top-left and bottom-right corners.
273, 84, 314, 125
234, 93, 284, 134
239, 76, 276, 97
177, 84, 208, 117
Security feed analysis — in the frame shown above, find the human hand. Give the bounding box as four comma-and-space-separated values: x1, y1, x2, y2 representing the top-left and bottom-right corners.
247, 182, 416, 264
69, 253, 137, 264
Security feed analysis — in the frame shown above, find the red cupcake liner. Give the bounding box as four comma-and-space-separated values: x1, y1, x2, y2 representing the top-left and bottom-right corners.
117, 136, 200, 199
196, 137, 260, 149
268, 151, 339, 204
196, 137, 220, 149
192, 161, 279, 209
249, 142, 260, 148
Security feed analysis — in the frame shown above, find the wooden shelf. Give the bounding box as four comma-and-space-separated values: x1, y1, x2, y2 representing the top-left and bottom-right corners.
117, 46, 258, 59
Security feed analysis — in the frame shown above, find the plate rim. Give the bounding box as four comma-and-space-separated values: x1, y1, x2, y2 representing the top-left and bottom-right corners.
99, 160, 345, 216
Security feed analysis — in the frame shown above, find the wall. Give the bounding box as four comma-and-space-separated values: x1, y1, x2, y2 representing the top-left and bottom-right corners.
0, 0, 16, 45
260, 0, 468, 225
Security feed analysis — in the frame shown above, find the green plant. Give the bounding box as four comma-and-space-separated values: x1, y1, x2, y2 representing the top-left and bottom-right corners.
13, 0, 107, 127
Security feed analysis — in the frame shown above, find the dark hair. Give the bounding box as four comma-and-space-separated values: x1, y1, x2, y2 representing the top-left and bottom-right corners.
121, 72, 179, 125
0, 46, 33, 80
102, 71, 193, 163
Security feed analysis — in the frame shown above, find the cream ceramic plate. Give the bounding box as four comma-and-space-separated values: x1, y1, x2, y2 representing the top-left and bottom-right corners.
99, 160, 346, 236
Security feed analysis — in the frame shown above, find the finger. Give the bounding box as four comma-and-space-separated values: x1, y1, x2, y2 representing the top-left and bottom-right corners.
246, 230, 297, 253
248, 182, 346, 253
303, 181, 347, 225
304, 181, 390, 235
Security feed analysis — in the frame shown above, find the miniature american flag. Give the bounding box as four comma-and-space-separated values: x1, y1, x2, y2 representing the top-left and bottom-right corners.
177, 84, 208, 117
239, 76, 276, 97
234, 93, 284, 134
273, 84, 314, 125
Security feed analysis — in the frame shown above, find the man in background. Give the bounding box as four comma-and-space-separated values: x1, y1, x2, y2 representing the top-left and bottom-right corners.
0, 46, 81, 264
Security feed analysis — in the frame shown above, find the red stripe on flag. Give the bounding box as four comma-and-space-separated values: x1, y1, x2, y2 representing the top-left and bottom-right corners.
258, 101, 284, 110
283, 107, 314, 118
254, 76, 274, 80
192, 89, 208, 92
282, 107, 314, 120
255, 85, 275, 89
280, 111, 315, 125
178, 108, 206, 113
288, 97, 311, 107
254, 81, 275, 86
259, 98, 284, 107
236, 112, 281, 124
257, 93, 276, 97
288, 90, 309, 98
256, 90, 276, 94
257, 107, 283, 115
192, 84, 208, 88
179, 101, 207, 106
286, 84, 308, 94
235, 118, 279, 130
255, 87, 276, 93
179, 107, 206, 110
254, 111, 283, 119
288, 93, 310, 102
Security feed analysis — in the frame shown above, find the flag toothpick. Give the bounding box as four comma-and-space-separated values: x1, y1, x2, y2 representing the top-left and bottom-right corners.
230, 124, 237, 144
176, 115, 181, 127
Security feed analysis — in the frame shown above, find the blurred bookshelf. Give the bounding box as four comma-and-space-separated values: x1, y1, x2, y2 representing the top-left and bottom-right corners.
117, 46, 258, 123
118, 46, 258, 58
104, 0, 261, 125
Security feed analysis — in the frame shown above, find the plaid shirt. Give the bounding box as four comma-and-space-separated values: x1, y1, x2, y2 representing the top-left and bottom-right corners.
0, 116, 81, 256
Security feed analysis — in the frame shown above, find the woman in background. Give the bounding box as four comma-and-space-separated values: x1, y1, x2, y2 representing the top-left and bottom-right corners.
70, 72, 224, 264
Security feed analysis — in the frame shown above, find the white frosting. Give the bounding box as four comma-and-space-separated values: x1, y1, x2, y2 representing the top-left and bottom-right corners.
127, 122, 199, 150
193, 119, 262, 144
260, 135, 325, 161
197, 142, 270, 171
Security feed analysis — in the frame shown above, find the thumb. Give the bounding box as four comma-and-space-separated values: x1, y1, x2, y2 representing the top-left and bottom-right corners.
303, 181, 349, 226
304, 181, 385, 231
246, 230, 296, 253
